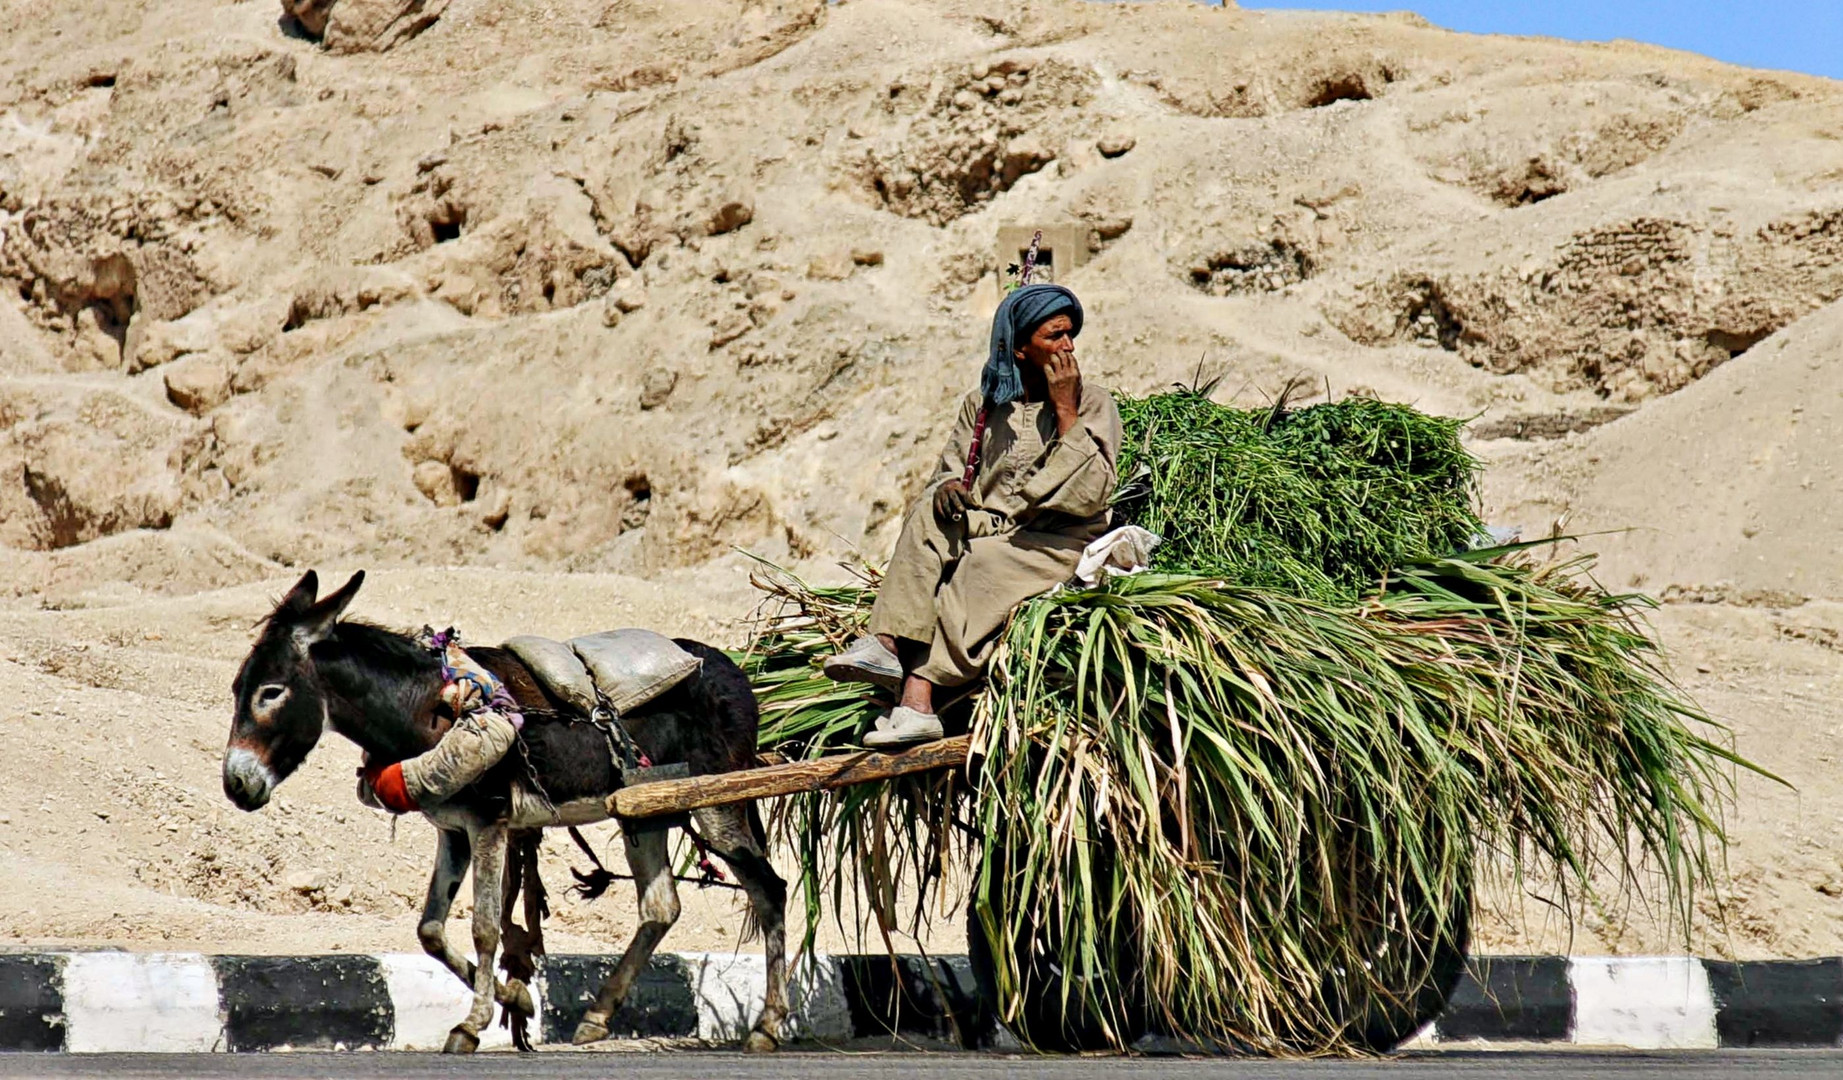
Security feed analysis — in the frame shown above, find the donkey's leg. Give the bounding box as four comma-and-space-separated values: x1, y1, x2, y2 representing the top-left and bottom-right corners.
418, 828, 475, 983
418, 827, 535, 1018
493, 831, 540, 1048
571, 824, 680, 1045
696, 804, 789, 1053
444, 821, 508, 1055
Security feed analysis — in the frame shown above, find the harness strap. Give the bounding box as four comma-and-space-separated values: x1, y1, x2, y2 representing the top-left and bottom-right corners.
957, 228, 1039, 486
960, 405, 991, 489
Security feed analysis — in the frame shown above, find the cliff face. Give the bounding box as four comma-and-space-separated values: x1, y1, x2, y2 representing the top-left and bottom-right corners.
1, 0, 1837, 599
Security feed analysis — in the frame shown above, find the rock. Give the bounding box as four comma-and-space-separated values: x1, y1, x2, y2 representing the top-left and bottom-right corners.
599, 292, 623, 328
330, 883, 355, 906
639, 368, 678, 410
312, 0, 451, 54
1097, 131, 1137, 158
708, 310, 752, 349
412, 460, 460, 506
1000, 136, 1054, 185
129, 300, 286, 373
610, 282, 649, 313
706, 197, 754, 237
162, 351, 234, 415
286, 869, 325, 894
479, 490, 511, 530
130, 316, 215, 373
806, 252, 854, 281
850, 248, 884, 267
281, 0, 332, 36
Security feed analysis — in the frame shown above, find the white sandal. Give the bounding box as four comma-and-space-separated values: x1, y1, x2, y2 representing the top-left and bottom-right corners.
862, 705, 944, 749
822, 635, 903, 692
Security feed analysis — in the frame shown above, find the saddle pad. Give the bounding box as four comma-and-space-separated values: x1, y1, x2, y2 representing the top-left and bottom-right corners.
568, 629, 701, 714
503, 630, 700, 716
503, 635, 596, 714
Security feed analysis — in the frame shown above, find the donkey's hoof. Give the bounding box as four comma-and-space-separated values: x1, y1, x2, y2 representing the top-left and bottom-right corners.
498, 978, 535, 1018
443, 1025, 481, 1055
744, 1028, 781, 1054
571, 1015, 610, 1046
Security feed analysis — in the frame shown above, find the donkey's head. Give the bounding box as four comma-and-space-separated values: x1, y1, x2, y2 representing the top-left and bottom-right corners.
222, 569, 365, 811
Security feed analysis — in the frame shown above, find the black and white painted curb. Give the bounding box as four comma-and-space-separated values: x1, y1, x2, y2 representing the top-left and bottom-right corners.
1, 952, 1840, 1051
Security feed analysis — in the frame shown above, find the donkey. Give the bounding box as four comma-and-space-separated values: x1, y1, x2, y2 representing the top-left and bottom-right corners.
220, 570, 787, 1053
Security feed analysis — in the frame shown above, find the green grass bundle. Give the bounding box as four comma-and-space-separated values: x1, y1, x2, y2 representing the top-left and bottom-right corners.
968, 553, 1752, 1051
1114, 390, 1483, 599
742, 569, 955, 946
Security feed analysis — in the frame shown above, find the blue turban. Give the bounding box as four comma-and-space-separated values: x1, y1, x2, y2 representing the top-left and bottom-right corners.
981, 283, 1084, 406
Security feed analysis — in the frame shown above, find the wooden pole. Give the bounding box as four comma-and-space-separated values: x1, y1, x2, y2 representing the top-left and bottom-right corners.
609, 735, 971, 819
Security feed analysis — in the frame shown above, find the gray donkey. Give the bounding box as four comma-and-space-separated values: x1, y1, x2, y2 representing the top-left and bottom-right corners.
221, 570, 787, 1053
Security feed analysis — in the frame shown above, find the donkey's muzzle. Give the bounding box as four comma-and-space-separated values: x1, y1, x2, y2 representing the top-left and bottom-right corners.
223, 747, 275, 811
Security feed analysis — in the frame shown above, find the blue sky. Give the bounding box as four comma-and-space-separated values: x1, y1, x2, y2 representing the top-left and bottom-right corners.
1231, 1, 1843, 81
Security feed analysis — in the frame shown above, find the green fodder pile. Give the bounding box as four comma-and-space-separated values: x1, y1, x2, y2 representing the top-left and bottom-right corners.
969, 555, 1751, 1051
740, 390, 1760, 1054
1113, 390, 1483, 599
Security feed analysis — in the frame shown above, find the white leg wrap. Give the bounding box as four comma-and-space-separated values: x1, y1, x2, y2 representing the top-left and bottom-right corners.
401, 711, 520, 805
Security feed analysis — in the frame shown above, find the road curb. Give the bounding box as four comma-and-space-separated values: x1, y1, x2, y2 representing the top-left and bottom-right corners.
0, 952, 1838, 1051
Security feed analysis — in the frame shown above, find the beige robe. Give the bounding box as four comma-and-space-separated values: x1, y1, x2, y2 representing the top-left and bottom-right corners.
869, 384, 1123, 687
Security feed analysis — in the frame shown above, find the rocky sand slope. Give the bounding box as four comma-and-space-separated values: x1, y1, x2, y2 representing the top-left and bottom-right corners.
0, 0, 1838, 958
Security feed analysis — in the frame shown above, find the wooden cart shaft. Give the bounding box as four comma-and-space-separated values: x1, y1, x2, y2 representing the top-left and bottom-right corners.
608, 735, 971, 818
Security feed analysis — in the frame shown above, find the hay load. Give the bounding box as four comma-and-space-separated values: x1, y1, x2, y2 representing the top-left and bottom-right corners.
743, 389, 1754, 1054
1112, 386, 1482, 597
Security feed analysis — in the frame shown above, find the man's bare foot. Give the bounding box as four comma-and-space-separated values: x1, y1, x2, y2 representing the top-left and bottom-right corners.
899, 672, 935, 714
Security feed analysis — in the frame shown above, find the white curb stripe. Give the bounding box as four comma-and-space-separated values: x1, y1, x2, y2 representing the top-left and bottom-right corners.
1569, 956, 1718, 1049
376, 953, 531, 1051
683, 952, 853, 1041
63, 953, 222, 1053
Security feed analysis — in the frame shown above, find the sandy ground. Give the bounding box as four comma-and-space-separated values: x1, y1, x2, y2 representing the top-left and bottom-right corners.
0, 0, 1839, 959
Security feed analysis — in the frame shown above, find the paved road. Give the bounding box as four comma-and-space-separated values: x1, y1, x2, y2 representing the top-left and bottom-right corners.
3, 1052, 1842, 1079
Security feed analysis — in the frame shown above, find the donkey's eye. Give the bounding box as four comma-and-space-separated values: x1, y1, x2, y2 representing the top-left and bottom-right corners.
256, 685, 288, 708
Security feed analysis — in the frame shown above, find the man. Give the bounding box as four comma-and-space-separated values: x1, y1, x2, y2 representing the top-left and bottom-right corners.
825, 283, 1122, 747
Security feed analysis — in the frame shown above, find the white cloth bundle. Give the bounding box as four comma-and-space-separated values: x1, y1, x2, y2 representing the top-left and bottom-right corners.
1074, 525, 1163, 585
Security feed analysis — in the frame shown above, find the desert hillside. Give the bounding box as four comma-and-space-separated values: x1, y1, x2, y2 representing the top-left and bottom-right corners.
0, 0, 1838, 958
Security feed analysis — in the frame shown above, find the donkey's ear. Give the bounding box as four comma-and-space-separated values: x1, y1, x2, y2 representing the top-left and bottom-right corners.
293, 570, 365, 645
278, 570, 319, 618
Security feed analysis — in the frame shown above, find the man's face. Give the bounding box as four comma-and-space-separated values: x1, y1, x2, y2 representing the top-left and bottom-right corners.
1016, 314, 1076, 370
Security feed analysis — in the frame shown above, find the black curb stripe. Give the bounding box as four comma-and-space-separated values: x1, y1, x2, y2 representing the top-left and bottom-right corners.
537, 954, 696, 1045
1706, 958, 1843, 1048
0, 955, 65, 1052
840, 954, 994, 1047
211, 955, 391, 1051
1436, 956, 1573, 1042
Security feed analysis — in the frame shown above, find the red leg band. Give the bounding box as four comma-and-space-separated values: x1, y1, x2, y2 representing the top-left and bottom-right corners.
363, 761, 419, 814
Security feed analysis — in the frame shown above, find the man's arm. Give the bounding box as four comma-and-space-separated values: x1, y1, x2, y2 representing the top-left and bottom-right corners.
1019, 386, 1122, 520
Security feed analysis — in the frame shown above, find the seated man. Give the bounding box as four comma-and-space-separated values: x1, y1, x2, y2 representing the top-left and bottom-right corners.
825, 283, 1122, 747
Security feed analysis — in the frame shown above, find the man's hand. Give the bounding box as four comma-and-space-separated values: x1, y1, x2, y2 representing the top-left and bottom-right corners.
933, 479, 971, 522
1045, 349, 1082, 436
